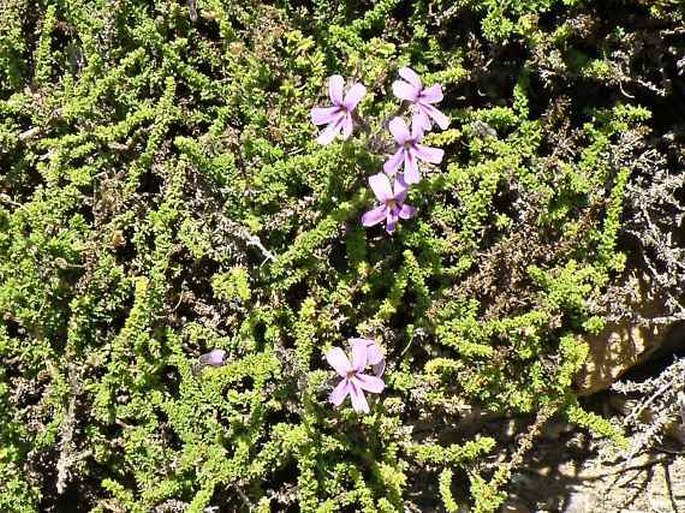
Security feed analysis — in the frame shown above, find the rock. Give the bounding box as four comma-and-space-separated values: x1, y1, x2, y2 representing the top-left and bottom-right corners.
575, 270, 681, 395
576, 320, 666, 395
563, 490, 596, 513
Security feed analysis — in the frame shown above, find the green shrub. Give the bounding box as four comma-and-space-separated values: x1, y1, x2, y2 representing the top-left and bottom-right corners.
0, 0, 681, 511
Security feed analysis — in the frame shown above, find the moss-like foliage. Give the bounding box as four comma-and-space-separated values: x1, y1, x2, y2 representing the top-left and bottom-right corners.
1, 1, 683, 511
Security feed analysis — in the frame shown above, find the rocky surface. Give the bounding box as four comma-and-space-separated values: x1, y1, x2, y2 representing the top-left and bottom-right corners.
577, 270, 685, 395
503, 417, 685, 512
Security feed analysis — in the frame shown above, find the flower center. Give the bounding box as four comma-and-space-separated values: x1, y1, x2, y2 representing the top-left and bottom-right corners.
346, 370, 356, 379
386, 199, 398, 209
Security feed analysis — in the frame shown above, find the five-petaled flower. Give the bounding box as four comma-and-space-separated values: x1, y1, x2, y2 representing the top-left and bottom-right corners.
326, 341, 385, 414
311, 75, 367, 145
361, 172, 417, 234
383, 117, 444, 184
392, 67, 449, 132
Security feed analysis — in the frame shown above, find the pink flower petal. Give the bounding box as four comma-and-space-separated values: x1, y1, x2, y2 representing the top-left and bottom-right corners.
365, 342, 384, 365
398, 203, 417, 220
383, 149, 404, 175
311, 106, 342, 126
343, 83, 366, 110
422, 102, 450, 130
354, 374, 385, 394
368, 173, 393, 202
340, 114, 353, 140
411, 108, 431, 133
399, 67, 422, 89
330, 378, 350, 406
316, 123, 338, 145
325, 347, 352, 376
199, 349, 227, 367
420, 84, 443, 104
392, 80, 419, 102
393, 173, 409, 198
328, 74, 344, 105
350, 339, 368, 371
348, 337, 373, 344
385, 208, 399, 234
388, 117, 410, 145
403, 151, 421, 184
349, 381, 370, 413
414, 144, 444, 164
361, 205, 387, 227
410, 121, 425, 141
372, 359, 386, 377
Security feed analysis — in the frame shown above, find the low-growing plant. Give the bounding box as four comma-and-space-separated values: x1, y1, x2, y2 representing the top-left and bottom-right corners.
0, 0, 683, 512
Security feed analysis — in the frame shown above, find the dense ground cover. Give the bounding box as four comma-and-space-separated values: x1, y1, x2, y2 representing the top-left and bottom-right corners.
1, 0, 684, 511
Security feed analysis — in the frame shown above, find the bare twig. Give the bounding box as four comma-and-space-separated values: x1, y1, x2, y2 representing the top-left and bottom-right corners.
246, 234, 277, 265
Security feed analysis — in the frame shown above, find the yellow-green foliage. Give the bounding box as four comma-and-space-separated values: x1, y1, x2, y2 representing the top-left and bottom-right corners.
0, 0, 679, 511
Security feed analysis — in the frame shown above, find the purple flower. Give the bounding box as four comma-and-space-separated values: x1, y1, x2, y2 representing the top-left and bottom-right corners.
349, 338, 385, 377
199, 349, 227, 367
392, 67, 449, 132
383, 117, 444, 184
326, 342, 385, 414
361, 173, 417, 234
311, 75, 367, 145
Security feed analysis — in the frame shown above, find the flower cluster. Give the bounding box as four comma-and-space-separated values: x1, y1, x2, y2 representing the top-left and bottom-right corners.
325, 338, 385, 414
310, 67, 449, 234
309, 67, 449, 413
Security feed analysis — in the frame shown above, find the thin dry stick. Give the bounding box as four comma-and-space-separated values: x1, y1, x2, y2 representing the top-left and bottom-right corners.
488, 402, 557, 492
246, 234, 277, 265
